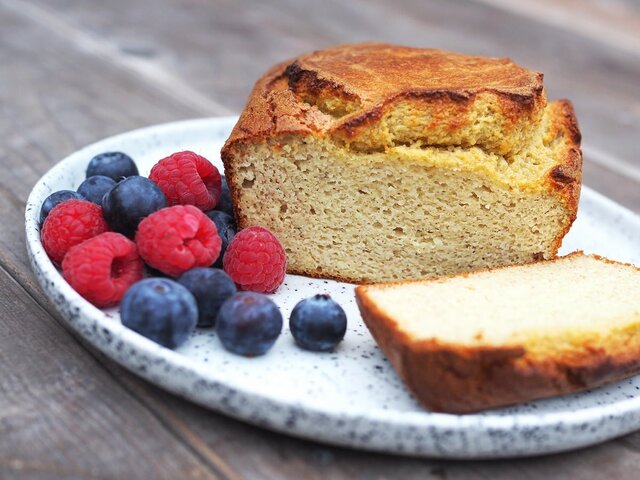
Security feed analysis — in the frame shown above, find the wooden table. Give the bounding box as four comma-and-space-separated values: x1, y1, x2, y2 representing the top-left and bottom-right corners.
2, 0, 640, 478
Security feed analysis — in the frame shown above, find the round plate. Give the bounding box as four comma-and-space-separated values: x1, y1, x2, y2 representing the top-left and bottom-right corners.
25, 117, 640, 459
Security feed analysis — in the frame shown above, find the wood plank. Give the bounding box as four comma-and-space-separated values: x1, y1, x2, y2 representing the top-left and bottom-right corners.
1, 0, 640, 477
473, 0, 640, 57
0, 0, 228, 291
21, 0, 640, 185
101, 366, 640, 480
583, 158, 640, 212
0, 0, 232, 117
0, 4, 236, 479
0, 264, 222, 480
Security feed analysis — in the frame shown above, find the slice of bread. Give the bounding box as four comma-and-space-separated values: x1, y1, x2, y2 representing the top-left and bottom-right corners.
355, 253, 640, 413
222, 43, 582, 283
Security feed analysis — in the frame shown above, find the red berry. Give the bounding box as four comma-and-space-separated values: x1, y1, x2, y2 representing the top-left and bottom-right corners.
41, 199, 109, 265
135, 205, 222, 277
62, 232, 143, 308
149, 151, 221, 211
223, 226, 287, 293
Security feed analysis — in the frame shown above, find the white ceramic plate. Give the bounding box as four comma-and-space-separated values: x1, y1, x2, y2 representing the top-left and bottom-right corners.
25, 117, 640, 459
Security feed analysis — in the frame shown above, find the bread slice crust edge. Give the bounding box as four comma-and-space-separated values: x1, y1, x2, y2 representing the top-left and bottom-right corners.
355, 253, 640, 413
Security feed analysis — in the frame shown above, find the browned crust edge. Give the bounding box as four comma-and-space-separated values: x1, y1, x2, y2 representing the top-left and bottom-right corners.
544, 99, 583, 256
221, 43, 545, 153
331, 84, 544, 141
354, 252, 640, 413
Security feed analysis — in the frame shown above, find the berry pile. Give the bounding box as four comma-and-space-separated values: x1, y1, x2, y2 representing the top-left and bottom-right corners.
40, 149, 346, 356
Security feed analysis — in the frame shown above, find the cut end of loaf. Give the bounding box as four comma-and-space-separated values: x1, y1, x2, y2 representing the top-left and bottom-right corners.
223, 101, 580, 283
221, 43, 582, 283
355, 253, 640, 413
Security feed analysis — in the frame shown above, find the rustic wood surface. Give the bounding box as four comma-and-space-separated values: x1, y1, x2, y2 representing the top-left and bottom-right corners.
1, 0, 639, 478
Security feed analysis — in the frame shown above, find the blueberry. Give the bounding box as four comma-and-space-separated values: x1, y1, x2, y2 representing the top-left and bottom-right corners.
215, 176, 234, 216
77, 175, 117, 205
39, 190, 85, 224
178, 268, 237, 327
205, 210, 236, 268
289, 294, 347, 352
87, 152, 138, 181
121, 278, 197, 349
216, 292, 282, 356
102, 176, 166, 237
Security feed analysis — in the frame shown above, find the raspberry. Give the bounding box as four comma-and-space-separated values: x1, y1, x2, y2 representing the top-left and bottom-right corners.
149, 151, 221, 211
41, 199, 109, 265
40, 190, 85, 224
135, 205, 222, 277
62, 232, 143, 307
223, 226, 287, 293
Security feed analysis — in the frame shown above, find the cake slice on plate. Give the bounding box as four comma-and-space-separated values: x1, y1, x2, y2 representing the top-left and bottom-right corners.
355, 252, 640, 413
222, 43, 582, 283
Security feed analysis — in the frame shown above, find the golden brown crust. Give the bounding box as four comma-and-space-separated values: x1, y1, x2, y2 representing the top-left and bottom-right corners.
222, 43, 545, 156
542, 99, 583, 256
355, 253, 640, 413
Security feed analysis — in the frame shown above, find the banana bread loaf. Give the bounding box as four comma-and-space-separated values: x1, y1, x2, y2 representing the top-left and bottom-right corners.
221, 43, 582, 283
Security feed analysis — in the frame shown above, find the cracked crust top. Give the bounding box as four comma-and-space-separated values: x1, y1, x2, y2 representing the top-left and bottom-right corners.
223, 43, 547, 155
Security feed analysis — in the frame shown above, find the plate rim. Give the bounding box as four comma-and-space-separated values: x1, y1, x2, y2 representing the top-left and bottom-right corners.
24, 115, 640, 458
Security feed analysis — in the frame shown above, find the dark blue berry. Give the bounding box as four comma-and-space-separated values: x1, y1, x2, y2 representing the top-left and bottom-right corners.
102, 176, 166, 237
178, 268, 237, 327
214, 176, 234, 216
78, 175, 117, 205
205, 210, 236, 268
121, 278, 197, 349
216, 292, 282, 356
87, 152, 138, 181
289, 294, 347, 352
39, 190, 85, 224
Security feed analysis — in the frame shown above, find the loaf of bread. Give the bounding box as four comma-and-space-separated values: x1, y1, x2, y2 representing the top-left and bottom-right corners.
355, 252, 640, 413
221, 43, 582, 283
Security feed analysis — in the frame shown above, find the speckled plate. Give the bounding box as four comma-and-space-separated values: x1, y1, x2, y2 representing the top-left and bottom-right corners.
25, 117, 640, 459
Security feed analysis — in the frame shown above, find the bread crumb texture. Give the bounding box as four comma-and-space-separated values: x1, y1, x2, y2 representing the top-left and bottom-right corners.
359, 253, 640, 358
222, 43, 582, 283
355, 253, 640, 412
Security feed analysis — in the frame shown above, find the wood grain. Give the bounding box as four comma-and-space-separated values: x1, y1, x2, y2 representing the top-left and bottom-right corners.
474, 0, 640, 57
93, 366, 640, 480
0, 5, 227, 479
1, 0, 639, 478
0, 263, 224, 480
21, 0, 640, 182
